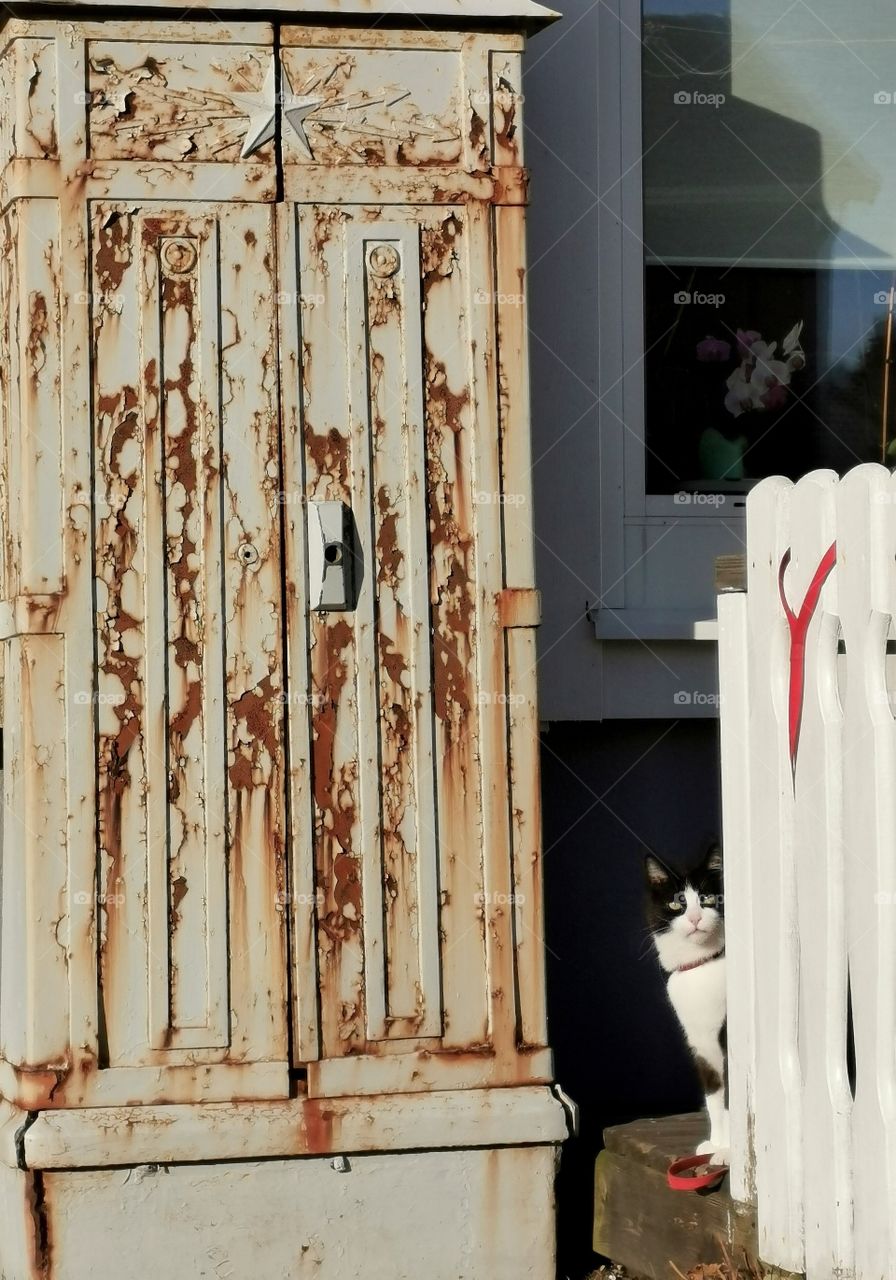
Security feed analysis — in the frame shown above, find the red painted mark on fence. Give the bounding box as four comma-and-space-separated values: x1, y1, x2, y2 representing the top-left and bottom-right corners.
778, 542, 837, 775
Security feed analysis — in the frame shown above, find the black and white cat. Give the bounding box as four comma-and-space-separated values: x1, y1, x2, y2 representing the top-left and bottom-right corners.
645, 844, 728, 1161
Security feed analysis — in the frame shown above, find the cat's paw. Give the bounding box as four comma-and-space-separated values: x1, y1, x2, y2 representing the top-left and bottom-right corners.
695, 1139, 730, 1164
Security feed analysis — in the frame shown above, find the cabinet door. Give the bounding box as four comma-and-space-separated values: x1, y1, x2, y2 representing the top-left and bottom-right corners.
281, 202, 549, 1096
90, 203, 289, 1099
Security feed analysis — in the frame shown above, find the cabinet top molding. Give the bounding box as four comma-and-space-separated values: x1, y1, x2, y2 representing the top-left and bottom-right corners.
15, 0, 561, 30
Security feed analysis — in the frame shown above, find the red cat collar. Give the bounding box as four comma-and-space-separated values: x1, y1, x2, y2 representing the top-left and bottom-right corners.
676, 948, 725, 974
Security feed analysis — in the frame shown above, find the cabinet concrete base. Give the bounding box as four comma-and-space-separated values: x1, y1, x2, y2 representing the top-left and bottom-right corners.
1, 1144, 559, 1280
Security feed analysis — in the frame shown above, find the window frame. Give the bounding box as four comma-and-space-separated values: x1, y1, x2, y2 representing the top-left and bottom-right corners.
594, 0, 745, 626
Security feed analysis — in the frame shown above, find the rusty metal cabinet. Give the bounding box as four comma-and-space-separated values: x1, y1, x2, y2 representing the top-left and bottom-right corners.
0, 5, 566, 1278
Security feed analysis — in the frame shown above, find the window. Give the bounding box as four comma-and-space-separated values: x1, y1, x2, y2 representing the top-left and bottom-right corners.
641, 0, 896, 494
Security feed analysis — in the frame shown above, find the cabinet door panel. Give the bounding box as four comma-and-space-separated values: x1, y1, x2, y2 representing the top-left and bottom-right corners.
91, 203, 288, 1082
289, 204, 496, 1066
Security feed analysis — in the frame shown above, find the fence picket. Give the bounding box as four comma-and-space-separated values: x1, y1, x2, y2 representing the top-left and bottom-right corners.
721, 464, 896, 1278
718, 589, 755, 1205
837, 465, 896, 1280
788, 472, 853, 1280
744, 475, 805, 1274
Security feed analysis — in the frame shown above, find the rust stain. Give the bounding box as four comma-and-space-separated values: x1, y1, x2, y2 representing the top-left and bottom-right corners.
468, 102, 489, 167
425, 351, 474, 730
229, 675, 280, 790
23, 49, 58, 158
421, 214, 460, 298
368, 276, 400, 328
376, 486, 404, 590
311, 618, 358, 868
171, 874, 188, 914
310, 208, 346, 274
301, 1098, 336, 1154
493, 76, 520, 164
310, 609, 365, 1047
378, 631, 410, 692
498, 588, 541, 629
95, 326, 146, 996
94, 207, 134, 295
24, 1170, 51, 1279
26, 292, 49, 387
305, 425, 349, 495
86, 48, 254, 163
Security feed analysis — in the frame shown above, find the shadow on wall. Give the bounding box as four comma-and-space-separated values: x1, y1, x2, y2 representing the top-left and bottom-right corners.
541, 719, 721, 1280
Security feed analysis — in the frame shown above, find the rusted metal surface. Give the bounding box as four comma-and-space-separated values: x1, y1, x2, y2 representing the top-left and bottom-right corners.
18, 1146, 559, 1280
280, 45, 463, 166
420, 208, 492, 1051
491, 53, 526, 169
363, 228, 441, 1040
86, 41, 273, 163
0, 37, 57, 163
15, 0, 561, 23
20, 1086, 567, 1169
92, 202, 288, 1074
498, 588, 542, 629
494, 196, 550, 1050
0, 14, 552, 1115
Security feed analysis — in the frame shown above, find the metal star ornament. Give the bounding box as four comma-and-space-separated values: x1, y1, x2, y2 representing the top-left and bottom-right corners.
230, 59, 323, 161
281, 69, 324, 160
230, 60, 277, 160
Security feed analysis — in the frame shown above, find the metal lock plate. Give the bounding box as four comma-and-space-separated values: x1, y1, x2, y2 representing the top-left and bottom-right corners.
308, 501, 356, 611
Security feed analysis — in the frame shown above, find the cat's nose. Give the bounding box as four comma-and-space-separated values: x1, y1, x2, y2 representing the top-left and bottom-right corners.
686, 910, 703, 927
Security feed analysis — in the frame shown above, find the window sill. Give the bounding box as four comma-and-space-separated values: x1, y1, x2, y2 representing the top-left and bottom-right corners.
590, 607, 719, 642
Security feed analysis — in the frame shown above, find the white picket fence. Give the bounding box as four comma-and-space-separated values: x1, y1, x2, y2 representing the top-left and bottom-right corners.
719, 465, 896, 1280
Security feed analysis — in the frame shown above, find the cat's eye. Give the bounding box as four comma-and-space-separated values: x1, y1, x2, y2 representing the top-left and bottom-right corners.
667, 897, 684, 912
699, 894, 717, 907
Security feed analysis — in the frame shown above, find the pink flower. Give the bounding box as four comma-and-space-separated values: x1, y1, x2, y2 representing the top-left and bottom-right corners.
696, 335, 732, 362
761, 382, 788, 411
736, 328, 761, 358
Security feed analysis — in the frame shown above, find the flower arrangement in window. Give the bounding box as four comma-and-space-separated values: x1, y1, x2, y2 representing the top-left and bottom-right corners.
694, 322, 807, 480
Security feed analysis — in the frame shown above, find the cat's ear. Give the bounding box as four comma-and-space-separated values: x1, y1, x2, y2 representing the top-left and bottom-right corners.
704, 843, 723, 873
645, 855, 671, 888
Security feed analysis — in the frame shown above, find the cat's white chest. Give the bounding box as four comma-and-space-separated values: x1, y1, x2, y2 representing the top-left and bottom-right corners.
667, 956, 727, 1033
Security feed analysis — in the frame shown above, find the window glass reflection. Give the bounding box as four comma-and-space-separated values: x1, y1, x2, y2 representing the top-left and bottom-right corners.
642, 1, 896, 492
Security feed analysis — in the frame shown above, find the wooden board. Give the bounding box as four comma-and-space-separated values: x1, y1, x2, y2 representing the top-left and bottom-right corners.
594, 1115, 803, 1280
